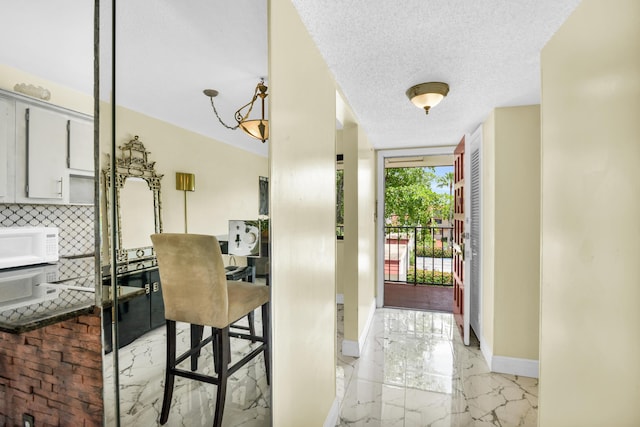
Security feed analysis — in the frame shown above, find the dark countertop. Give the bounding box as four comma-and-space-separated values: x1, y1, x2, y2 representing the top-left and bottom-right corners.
101, 285, 146, 309
0, 256, 145, 334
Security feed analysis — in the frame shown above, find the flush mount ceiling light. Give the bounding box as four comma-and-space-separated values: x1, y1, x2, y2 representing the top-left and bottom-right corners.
203, 79, 269, 143
406, 82, 450, 115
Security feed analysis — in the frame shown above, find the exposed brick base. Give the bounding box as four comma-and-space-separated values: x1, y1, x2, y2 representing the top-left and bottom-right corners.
0, 308, 104, 426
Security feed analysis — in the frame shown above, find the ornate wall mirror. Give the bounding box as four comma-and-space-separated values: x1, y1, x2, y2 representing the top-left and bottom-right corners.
103, 135, 163, 272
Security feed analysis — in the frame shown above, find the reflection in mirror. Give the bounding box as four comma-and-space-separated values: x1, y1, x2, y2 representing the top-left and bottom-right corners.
101, 135, 164, 426
111, 1, 270, 425
102, 135, 163, 268
119, 177, 155, 249
0, 2, 107, 425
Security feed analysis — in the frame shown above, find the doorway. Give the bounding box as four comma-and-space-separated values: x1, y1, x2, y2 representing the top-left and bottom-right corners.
376, 148, 456, 311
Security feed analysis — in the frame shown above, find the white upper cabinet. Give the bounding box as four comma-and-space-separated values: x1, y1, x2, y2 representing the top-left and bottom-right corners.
23, 104, 68, 200
0, 97, 15, 202
2, 89, 94, 205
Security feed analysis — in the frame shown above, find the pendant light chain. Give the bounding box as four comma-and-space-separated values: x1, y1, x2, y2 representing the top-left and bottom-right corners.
208, 97, 240, 130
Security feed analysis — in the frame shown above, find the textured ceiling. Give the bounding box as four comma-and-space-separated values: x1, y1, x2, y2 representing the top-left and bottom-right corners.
0, 0, 581, 157
292, 0, 582, 150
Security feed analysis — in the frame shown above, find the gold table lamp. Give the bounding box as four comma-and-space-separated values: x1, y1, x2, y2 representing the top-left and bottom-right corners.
176, 172, 195, 233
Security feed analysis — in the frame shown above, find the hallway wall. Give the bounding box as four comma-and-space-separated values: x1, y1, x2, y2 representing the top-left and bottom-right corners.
539, 0, 640, 424
269, 0, 338, 425
481, 105, 541, 375
341, 121, 376, 356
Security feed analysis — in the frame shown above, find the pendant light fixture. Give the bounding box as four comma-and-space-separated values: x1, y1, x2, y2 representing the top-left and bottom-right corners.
203, 79, 269, 143
406, 82, 450, 115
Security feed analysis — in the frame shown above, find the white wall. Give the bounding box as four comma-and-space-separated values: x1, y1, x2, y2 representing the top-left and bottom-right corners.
269, 0, 338, 425
539, 0, 640, 425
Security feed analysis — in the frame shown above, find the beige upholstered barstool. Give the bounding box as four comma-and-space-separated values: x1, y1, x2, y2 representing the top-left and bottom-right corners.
151, 233, 270, 427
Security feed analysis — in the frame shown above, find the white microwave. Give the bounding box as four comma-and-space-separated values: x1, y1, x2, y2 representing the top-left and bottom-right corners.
0, 264, 60, 311
0, 227, 59, 270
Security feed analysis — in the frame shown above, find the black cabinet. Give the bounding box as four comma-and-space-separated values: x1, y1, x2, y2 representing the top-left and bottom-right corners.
148, 268, 165, 329
103, 266, 165, 353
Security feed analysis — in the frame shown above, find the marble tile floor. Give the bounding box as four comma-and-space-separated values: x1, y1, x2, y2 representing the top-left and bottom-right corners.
104, 305, 537, 426
103, 313, 271, 427
336, 306, 538, 426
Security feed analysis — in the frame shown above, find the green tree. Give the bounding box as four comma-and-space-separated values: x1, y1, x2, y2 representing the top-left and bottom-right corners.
385, 167, 450, 226
435, 171, 454, 222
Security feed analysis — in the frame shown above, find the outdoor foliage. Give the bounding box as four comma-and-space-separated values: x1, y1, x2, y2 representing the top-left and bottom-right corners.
407, 270, 453, 286
416, 245, 453, 258
385, 167, 452, 226
336, 168, 344, 228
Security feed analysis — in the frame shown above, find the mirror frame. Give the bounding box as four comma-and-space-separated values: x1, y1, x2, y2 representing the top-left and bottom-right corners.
103, 135, 163, 271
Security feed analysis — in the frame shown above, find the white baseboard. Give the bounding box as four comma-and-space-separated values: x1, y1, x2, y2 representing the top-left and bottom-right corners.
342, 298, 376, 357
341, 339, 359, 357
336, 293, 344, 304
480, 337, 493, 368
492, 356, 539, 378
480, 337, 539, 378
323, 397, 340, 427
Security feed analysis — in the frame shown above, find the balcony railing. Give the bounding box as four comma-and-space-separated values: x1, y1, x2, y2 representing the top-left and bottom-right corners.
384, 225, 454, 286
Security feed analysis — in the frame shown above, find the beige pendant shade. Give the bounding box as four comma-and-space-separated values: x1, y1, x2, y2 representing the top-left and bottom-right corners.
204, 79, 269, 143
239, 119, 269, 142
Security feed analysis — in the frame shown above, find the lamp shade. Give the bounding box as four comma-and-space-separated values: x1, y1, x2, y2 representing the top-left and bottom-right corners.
406, 82, 450, 114
176, 172, 195, 192
204, 80, 269, 143
239, 119, 269, 143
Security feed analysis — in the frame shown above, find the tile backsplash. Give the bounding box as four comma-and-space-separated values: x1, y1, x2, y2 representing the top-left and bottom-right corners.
0, 204, 95, 257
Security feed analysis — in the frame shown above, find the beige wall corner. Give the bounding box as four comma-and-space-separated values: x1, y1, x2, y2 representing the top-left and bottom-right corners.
269, 0, 338, 425
481, 111, 496, 352
481, 105, 541, 374
341, 121, 377, 357
342, 123, 359, 345
539, 0, 640, 425
356, 126, 376, 341
493, 105, 540, 361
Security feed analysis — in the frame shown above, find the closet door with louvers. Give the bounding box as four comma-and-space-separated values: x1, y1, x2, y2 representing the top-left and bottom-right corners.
467, 125, 482, 341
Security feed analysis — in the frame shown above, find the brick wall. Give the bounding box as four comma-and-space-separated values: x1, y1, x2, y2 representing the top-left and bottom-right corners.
0, 308, 103, 426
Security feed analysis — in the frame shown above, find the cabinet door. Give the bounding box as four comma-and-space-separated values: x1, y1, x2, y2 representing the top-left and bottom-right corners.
0, 97, 15, 202
148, 269, 165, 329
68, 119, 93, 172
117, 271, 151, 345
25, 106, 67, 199
118, 296, 151, 349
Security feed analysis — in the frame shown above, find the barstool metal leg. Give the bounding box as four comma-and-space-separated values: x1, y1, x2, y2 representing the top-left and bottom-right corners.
190, 324, 204, 371
261, 302, 271, 385
248, 311, 256, 343
213, 326, 230, 427
160, 320, 177, 424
